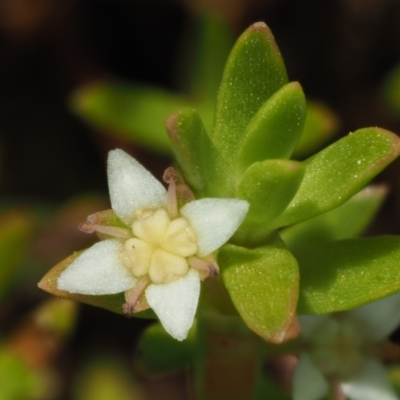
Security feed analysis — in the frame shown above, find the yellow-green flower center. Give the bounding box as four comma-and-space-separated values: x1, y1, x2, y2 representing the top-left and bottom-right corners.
121, 208, 198, 284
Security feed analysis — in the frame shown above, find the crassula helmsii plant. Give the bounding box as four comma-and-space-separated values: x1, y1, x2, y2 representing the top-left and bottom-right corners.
39, 22, 400, 399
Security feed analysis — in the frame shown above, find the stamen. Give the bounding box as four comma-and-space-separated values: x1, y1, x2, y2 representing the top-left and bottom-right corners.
122, 275, 151, 316
163, 167, 179, 218
79, 220, 131, 239
188, 257, 219, 278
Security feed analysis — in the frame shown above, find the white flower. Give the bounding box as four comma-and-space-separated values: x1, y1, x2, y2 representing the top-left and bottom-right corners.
293, 293, 400, 400
56, 149, 249, 341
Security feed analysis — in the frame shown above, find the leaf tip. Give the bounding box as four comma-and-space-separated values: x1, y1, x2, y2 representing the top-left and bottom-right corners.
165, 111, 180, 141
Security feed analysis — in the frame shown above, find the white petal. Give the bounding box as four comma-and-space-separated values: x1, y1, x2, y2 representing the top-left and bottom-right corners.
292, 352, 329, 400
341, 358, 398, 400
298, 314, 332, 339
180, 198, 249, 256
348, 292, 400, 342
107, 149, 168, 225
145, 269, 200, 340
57, 239, 135, 295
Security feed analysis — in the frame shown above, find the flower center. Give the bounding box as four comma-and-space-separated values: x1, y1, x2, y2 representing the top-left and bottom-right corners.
121, 208, 198, 284
307, 316, 366, 380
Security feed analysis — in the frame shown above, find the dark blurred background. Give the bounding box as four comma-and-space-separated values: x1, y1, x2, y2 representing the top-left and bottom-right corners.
2, 0, 400, 398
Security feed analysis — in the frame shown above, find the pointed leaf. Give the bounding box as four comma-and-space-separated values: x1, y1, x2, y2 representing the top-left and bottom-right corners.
211, 22, 288, 159
237, 82, 306, 172
219, 243, 299, 343
166, 108, 221, 194
107, 149, 167, 224
281, 185, 387, 250
234, 160, 305, 245
295, 236, 400, 314
272, 128, 400, 228
70, 82, 186, 153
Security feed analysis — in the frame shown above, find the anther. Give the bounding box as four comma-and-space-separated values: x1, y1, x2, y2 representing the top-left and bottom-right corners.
163, 167, 179, 218
188, 257, 219, 278
79, 220, 131, 239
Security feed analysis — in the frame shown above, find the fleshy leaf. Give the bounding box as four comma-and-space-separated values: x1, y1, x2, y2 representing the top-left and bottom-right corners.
107, 149, 167, 225
234, 159, 305, 245
166, 108, 220, 194
295, 236, 400, 314
281, 185, 387, 250
219, 243, 299, 343
271, 128, 400, 228
292, 101, 339, 158
145, 269, 200, 341
211, 22, 288, 160
70, 82, 186, 153
237, 82, 306, 172
180, 198, 249, 256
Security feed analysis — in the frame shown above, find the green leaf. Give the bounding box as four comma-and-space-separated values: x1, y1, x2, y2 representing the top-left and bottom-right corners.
292, 101, 339, 158
70, 82, 187, 153
135, 321, 195, 375
237, 82, 306, 172
234, 160, 305, 245
281, 185, 387, 250
166, 108, 221, 194
271, 127, 400, 228
295, 236, 400, 314
219, 243, 299, 343
211, 22, 288, 160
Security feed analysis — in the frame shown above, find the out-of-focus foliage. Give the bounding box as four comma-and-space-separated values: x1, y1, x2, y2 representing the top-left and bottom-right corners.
73, 356, 144, 400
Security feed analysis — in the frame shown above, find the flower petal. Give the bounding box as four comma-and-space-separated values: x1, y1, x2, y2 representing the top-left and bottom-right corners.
292, 352, 329, 400
57, 239, 135, 295
145, 269, 200, 340
341, 357, 398, 400
348, 292, 400, 342
107, 149, 168, 225
298, 314, 332, 339
180, 198, 249, 256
